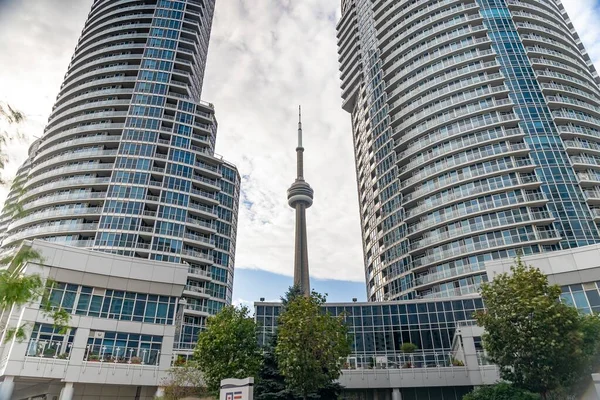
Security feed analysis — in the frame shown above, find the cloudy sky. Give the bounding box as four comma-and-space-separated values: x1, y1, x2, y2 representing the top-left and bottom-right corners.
1, 0, 600, 305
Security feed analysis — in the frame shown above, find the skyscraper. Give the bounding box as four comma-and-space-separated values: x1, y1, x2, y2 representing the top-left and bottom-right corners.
0, 0, 239, 349
337, 0, 600, 301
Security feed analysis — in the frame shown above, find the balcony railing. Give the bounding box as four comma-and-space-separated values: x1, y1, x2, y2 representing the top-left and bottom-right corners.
26, 339, 73, 360
342, 351, 466, 370
84, 344, 160, 366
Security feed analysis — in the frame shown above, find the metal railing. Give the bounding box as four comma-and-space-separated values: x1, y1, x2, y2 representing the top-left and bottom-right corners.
26, 339, 73, 360
342, 351, 466, 370
84, 344, 160, 366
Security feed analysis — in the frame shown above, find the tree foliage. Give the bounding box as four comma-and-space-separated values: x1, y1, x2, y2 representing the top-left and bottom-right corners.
193, 305, 262, 396
254, 336, 343, 400
475, 257, 600, 396
0, 102, 25, 184
275, 291, 351, 399
0, 246, 72, 341
161, 363, 211, 400
463, 383, 539, 400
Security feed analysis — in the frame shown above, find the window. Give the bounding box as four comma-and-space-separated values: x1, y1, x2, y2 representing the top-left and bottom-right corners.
46, 282, 177, 325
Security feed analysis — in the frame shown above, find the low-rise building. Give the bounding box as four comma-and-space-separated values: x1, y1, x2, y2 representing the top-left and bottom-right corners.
0, 240, 187, 400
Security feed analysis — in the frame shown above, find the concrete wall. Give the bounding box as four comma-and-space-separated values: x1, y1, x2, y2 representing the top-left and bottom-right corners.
0, 241, 189, 400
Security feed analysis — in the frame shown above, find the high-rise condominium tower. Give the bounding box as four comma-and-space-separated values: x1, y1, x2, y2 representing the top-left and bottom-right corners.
0, 0, 239, 349
337, 0, 600, 301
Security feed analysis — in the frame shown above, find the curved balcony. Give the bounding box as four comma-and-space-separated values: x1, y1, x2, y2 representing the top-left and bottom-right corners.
540, 82, 600, 104
79, 6, 155, 43
410, 211, 554, 253
404, 158, 535, 205
526, 46, 591, 76
398, 127, 525, 174
511, 9, 570, 34
389, 53, 498, 105
396, 112, 519, 152
25, 162, 114, 189
396, 99, 514, 146
68, 42, 146, 75
415, 262, 486, 289
7, 206, 103, 231
577, 171, 600, 187
48, 99, 130, 128
383, 23, 487, 71
403, 174, 540, 220
31, 148, 118, 176
4, 223, 99, 246
72, 33, 149, 66
507, 0, 569, 27
60, 64, 140, 97
400, 143, 530, 192
406, 192, 547, 235
62, 53, 143, 87
392, 85, 509, 131
43, 110, 128, 138
378, 0, 475, 49
546, 96, 600, 119
35, 134, 121, 161
385, 39, 494, 89
181, 249, 213, 265
56, 76, 136, 105
21, 177, 111, 201
536, 70, 600, 98
23, 191, 107, 212
76, 20, 152, 54
51, 88, 133, 117
411, 230, 559, 272
530, 59, 597, 88
515, 22, 579, 52
391, 74, 505, 121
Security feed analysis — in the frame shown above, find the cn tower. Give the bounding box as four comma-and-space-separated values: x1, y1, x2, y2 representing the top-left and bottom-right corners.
287, 106, 314, 296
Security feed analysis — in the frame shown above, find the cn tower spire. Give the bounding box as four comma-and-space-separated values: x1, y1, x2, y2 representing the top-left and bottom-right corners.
287, 106, 314, 296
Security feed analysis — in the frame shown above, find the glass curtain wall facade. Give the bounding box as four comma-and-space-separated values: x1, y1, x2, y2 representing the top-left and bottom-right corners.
337, 0, 600, 301
0, 0, 240, 350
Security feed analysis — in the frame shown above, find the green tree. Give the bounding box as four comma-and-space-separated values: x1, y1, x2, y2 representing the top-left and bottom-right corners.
193, 305, 262, 396
475, 257, 600, 397
463, 383, 539, 400
160, 363, 211, 400
254, 336, 344, 400
0, 246, 72, 341
0, 102, 26, 188
275, 291, 351, 400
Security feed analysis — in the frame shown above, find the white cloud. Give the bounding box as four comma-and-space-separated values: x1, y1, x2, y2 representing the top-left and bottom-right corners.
1, 0, 600, 284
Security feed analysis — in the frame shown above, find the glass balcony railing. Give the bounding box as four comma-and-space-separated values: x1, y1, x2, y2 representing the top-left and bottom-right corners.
415, 263, 487, 287
416, 282, 482, 299
342, 351, 466, 370
407, 192, 546, 234
405, 175, 539, 218
84, 344, 160, 366
26, 339, 73, 360
412, 230, 558, 269
404, 158, 534, 202
401, 143, 529, 189
399, 127, 523, 172
411, 211, 553, 251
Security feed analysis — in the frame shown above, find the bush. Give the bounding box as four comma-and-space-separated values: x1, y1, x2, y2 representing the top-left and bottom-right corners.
400, 342, 417, 353
463, 383, 539, 400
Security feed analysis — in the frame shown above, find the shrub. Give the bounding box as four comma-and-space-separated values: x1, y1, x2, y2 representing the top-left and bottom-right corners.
463, 383, 539, 400
400, 342, 417, 353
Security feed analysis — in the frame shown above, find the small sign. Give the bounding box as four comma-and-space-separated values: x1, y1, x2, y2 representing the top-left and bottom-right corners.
220, 377, 253, 400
